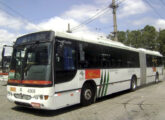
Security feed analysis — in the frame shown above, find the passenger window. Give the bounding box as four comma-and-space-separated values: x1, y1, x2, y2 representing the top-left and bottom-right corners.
55, 38, 77, 84
78, 43, 102, 69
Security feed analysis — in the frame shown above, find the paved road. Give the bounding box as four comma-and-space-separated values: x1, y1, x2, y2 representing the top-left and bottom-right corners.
0, 80, 165, 120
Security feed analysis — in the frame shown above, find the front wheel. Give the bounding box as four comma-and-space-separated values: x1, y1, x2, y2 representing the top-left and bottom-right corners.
81, 83, 95, 106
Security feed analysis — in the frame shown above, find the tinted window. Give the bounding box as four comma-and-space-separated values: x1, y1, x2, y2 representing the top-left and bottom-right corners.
78, 43, 102, 68
157, 57, 163, 67
146, 55, 163, 67
23, 43, 51, 81
78, 42, 140, 69
9, 43, 52, 84
55, 38, 77, 84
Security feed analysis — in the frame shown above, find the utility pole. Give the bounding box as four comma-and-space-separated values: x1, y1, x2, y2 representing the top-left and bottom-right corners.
110, 0, 118, 41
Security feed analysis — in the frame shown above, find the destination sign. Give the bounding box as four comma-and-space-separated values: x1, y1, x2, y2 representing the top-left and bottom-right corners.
15, 31, 54, 45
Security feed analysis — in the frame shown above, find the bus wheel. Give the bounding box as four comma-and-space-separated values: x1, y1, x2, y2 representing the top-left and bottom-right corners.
155, 73, 159, 83
130, 76, 137, 91
81, 83, 95, 106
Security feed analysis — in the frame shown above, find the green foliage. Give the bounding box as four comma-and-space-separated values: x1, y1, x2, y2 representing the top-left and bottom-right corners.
141, 25, 157, 50
117, 31, 126, 43
117, 25, 165, 56
157, 30, 165, 56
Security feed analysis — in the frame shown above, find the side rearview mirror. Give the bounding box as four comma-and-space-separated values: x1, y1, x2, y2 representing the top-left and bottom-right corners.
1, 47, 5, 71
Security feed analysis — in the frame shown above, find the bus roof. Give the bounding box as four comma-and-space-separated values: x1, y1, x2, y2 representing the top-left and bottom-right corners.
55, 31, 163, 57
138, 48, 162, 57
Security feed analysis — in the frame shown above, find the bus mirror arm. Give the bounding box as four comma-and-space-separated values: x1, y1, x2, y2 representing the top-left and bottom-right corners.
1, 47, 5, 72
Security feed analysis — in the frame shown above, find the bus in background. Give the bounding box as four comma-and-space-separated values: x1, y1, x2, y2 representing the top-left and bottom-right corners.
1, 56, 11, 73
0, 45, 12, 81
6, 31, 163, 110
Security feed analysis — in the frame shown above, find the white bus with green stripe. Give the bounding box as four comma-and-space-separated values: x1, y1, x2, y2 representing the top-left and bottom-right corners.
6, 31, 163, 110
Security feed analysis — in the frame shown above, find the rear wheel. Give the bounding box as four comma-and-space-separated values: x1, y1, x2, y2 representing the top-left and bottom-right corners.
155, 73, 159, 83
81, 83, 95, 106
130, 76, 137, 91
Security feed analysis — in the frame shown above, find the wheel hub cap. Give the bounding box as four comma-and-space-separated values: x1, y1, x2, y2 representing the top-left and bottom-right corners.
84, 89, 92, 100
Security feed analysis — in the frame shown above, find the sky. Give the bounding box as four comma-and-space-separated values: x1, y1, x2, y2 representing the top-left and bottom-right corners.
0, 0, 165, 58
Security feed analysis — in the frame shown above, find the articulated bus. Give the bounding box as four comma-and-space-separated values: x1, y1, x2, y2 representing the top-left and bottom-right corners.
6, 31, 163, 110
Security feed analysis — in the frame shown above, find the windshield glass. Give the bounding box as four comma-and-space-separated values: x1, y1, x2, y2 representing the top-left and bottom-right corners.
8, 42, 52, 86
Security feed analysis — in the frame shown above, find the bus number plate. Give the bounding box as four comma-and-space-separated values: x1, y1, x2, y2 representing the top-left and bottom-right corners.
27, 89, 35, 93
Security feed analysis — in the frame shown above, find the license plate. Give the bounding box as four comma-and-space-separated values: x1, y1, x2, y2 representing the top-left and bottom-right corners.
10, 87, 16, 92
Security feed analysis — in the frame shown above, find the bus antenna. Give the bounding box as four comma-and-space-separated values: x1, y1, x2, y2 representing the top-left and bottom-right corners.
67, 23, 72, 33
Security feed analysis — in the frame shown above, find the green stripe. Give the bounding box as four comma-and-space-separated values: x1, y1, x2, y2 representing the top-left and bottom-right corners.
104, 71, 110, 96
101, 71, 106, 97
103, 71, 108, 96
98, 71, 103, 97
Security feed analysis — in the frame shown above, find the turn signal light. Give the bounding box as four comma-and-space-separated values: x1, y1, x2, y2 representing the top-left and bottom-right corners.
44, 95, 49, 100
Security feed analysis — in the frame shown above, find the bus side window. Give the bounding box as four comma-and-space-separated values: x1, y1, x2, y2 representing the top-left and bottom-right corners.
55, 39, 77, 84
78, 43, 102, 69
146, 55, 157, 67
157, 57, 163, 67
78, 43, 86, 68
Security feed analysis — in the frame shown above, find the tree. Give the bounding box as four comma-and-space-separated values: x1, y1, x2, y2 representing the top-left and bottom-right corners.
117, 31, 126, 43
117, 25, 158, 50
157, 30, 165, 56
115, 25, 165, 56
141, 25, 157, 50
126, 30, 142, 48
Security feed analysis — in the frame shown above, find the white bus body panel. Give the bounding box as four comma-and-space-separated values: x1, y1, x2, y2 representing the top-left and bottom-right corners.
97, 68, 140, 97
7, 67, 141, 110
7, 86, 55, 109
146, 67, 164, 84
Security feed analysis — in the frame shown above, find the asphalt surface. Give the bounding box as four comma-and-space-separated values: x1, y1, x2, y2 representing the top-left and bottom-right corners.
0, 80, 165, 120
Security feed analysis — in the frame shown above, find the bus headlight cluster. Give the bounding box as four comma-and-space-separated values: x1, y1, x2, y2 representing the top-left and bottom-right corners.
33, 95, 44, 100
33, 95, 49, 100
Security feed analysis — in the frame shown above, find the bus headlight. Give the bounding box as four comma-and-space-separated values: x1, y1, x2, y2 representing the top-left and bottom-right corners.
33, 95, 43, 100
33, 95, 49, 100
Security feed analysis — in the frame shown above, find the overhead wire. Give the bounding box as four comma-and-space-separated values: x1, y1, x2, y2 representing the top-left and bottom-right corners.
159, 0, 165, 8
117, 0, 127, 5
0, 1, 42, 30
71, 7, 110, 31
0, 0, 127, 32
98, 0, 127, 31
0, 1, 28, 20
71, 0, 122, 31
71, 0, 128, 32
144, 0, 164, 19
70, 0, 165, 35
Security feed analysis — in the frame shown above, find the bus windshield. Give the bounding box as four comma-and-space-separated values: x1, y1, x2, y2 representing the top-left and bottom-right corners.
8, 42, 52, 86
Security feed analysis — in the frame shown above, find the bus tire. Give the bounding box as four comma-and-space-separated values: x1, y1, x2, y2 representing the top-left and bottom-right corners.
155, 73, 159, 83
81, 83, 95, 106
130, 76, 137, 91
